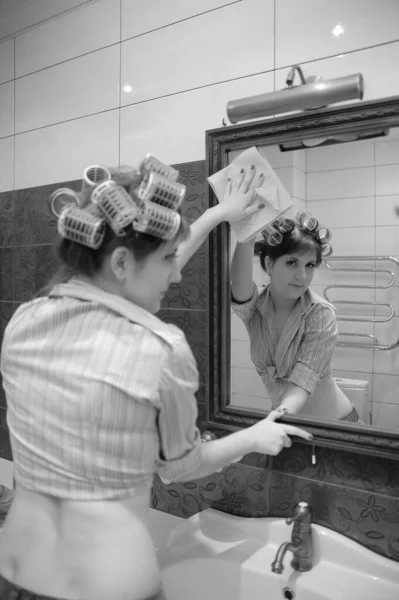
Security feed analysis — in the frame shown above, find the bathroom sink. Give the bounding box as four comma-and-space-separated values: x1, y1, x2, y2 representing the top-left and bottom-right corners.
158, 508, 399, 600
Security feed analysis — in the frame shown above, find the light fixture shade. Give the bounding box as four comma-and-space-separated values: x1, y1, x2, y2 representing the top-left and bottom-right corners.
226, 73, 364, 124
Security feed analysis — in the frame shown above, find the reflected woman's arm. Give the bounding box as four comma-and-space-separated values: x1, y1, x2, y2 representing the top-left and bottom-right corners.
231, 239, 256, 302
277, 383, 309, 414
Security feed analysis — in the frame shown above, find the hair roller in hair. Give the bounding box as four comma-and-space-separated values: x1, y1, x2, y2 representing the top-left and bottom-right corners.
317, 227, 332, 244
135, 171, 186, 210
134, 202, 181, 240
273, 218, 295, 234
140, 154, 179, 182
297, 209, 318, 231
321, 242, 333, 257
81, 165, 111, 204
50, 188, 80, 218
58, 205, 105, 249
262, 224, 283, 246
91, 180, 140, 236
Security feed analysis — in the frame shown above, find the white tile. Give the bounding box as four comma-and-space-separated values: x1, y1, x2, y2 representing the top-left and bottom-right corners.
307, 197, 375, 229
275, 0, 399, 68
375, 288, 399, 322
373, 373, 399, 405
121, 0, 274, 105
312, 258, 378, 287
293, 168, 306, 201
15, 109, 119, 189
376, 226, 399, 256
121, 0, 240, 40
376, 165, 399, 196
275, 41, 399, 105
327, 226, 375, 256
375, 138, 399, 166
0, 39, 14, 83
120, 71, 274, 164
306, 140, 374, 172
231, 393, 272, 412
312, 284, 376, 318
0, 81, 14, 138
0, 136, 14, 192
232, 366, 266, 398
333, 323, 374, 374
231, 339, 253, 369
0, 458, 13, 488
15, 45, 119, 134
376, 195, 399, 227
0, 0, 88, 40
15, 0, 120, 77
373, 318, 399, 374
306, 167, 374, 201
370, 403, 399, 430
259, 145, 297, 169
231, 311, 250, 341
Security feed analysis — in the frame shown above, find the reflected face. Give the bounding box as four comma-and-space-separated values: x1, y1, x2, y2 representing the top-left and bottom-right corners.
266, 251, 318, 300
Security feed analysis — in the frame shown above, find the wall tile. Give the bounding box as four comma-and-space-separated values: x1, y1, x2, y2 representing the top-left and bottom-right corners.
121, 0, 241, 40
272, 445, 399, 496
231, 339, 253, 369
306, 167, 374, 201
268, 471, 399, 562
120, 71, 274, 164
121, 0, 274, 105
15, 0, 120, 77
308, 197, 375, 229
0, 39, 14, 84
275, 41, 399, 104
0, 0, 90, 40
372, 403, 399, 431
230, 393, 272, 411
306, 140, 374, 172
373, 374, 399, 406
0, 248, 13, 302
376, 195, 399, 227
15, 45, 119, 133
15, 110, 119, 189
376, 226, 399, 256
376, 165, 399, 196
14, 245, 59, 302
275, 0, 399, 68
0, 137, 14, 193
375, 138, 399, 166
232, 366, 267, 399
0, 81, 14, 138
0, 192, 14, 246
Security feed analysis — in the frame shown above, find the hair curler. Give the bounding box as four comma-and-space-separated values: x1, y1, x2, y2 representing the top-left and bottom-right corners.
140, 154, 179, 182
273, 217, 295, 234
91, 180, 140, 237
134, 201, 181, 241
321, 242, 333, 257
81, 165, 111, 205
58, 204, 105, 249
50, 188, 80, 218
262, 224, 283, 246
135, 171, 186, 210
297, 209, 318, 231
317, 227, 332, 244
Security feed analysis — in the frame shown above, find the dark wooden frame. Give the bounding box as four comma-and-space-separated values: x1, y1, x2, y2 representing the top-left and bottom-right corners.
205, 95, 399, 460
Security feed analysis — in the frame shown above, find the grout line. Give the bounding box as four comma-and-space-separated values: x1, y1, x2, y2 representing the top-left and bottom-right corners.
118, 0, 122, 168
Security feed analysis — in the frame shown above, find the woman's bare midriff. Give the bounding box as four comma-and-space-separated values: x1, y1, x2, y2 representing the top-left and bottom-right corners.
0, 484, 162, 600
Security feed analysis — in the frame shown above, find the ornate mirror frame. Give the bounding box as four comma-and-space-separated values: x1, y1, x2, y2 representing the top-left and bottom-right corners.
205, 94, 399, 460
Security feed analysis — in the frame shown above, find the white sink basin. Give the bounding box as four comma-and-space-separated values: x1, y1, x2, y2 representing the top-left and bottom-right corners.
158, 508, 399, 600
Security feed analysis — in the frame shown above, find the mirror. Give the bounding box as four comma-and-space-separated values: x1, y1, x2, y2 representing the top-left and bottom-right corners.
205, 95, 399, 459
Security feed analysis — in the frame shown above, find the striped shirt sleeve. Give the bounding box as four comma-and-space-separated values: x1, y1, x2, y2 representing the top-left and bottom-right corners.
156, 326, 202, 484
231, 282, 259, 322
288, 303, 337, 394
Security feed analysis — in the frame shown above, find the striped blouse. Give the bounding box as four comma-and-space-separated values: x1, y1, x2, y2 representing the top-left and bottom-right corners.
232, 283, 338, 407
1, 279, 202, 500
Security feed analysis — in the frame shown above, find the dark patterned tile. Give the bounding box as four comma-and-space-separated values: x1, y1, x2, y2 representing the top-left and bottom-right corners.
0, 248, 13, 301
0, 485, 14, 526
0, 408, 12, 461
0, 301, 21, 355
269, 472, 399, 562
14, 178, 81, 246
14, 245, 59, 302
0, 372, 6, 409
272, 444, 399, 497
157, 309, 206, 390
162, 248, 206, 310
0, 192, 14, 247
151, 462, 268, 519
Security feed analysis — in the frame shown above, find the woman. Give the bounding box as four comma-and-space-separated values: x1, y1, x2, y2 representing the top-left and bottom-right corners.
0, 160, 312, 600
231, 208, 363, 423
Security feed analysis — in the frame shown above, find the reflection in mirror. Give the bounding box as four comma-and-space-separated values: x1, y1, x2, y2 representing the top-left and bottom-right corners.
228, 130, 399, 431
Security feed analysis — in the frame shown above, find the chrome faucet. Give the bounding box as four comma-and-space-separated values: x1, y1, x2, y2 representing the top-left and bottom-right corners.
271, 501, 313, 574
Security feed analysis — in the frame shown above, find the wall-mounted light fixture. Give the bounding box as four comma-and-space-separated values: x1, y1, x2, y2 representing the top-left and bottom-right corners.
226, 65, 364, 124
278, 128, 389, 152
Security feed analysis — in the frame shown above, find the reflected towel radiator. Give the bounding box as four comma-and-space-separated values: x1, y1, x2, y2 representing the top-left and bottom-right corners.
323, 255, 399, 350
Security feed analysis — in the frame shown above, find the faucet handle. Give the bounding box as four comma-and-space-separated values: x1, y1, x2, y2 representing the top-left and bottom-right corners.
286, 501, 313, 525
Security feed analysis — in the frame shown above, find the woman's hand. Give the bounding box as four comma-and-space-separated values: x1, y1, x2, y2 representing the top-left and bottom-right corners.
220, 166, 265, 224
248, 408, 313, 455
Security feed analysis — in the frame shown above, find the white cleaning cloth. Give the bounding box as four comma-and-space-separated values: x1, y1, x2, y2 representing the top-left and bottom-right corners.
207, 146, 294, 243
